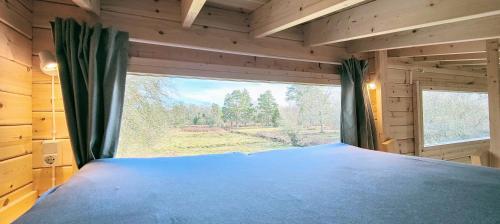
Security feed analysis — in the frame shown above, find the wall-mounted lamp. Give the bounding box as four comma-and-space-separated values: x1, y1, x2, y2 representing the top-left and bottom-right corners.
38, 50, 60, 188
367, 82, 377, 90
39, 50, 58, 76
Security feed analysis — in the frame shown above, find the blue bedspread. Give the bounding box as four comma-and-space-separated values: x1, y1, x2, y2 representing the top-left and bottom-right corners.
15, 143, 500, 223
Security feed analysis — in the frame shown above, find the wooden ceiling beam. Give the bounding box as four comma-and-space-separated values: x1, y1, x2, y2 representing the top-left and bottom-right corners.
250, 0, 366, 38
181, 0, 206, 28
347, 15, 500, 53
439, 60, 488, 66
413, 53, 487, 62
72, 0, 100, 15
305, 0, 500, 47
388, 41, 487, 58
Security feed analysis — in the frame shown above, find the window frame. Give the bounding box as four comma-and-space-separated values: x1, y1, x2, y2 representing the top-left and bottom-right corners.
413, 81, 490, 156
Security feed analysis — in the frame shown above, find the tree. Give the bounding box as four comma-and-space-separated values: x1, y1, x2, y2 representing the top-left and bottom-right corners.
256, 90, 280, 127
286, 85, 334, 132
207, 103, 222, 127
120, 75, 172, 148
222, 89, 254, 128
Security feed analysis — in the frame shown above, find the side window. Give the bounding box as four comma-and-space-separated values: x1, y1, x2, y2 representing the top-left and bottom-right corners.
421, 89, 489, 147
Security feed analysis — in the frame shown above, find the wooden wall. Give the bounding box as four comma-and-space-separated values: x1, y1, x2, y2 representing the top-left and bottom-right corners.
373, 57, 490, 165
0, 0, 38, 222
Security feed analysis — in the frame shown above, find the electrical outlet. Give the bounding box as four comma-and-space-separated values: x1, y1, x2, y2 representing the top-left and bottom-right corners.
41, 140, 61, 167
43, 155, 57, 165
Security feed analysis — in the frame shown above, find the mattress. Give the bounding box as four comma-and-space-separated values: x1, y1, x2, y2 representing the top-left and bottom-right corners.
15, 143, 500, 224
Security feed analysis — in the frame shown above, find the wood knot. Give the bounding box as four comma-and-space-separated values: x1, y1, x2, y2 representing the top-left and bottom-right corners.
155, 9, 159, 13
158, 30, 164, 35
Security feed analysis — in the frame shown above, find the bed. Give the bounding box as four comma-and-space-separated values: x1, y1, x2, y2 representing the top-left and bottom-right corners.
15, 143, 500, 224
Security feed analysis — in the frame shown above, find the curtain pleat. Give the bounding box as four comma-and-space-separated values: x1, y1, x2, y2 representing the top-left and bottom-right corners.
339, 58, 378, 150
52, 18, 129, 168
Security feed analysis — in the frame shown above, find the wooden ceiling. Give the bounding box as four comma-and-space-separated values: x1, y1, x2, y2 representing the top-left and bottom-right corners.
71, 0, 500, 67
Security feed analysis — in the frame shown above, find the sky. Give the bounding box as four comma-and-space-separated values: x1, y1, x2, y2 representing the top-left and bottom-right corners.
168, 77, 293, 106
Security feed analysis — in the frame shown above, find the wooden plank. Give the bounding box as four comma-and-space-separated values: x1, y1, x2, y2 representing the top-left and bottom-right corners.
387, 69, 410, 84
373, 51, 390, 147
0, 183, 32, 209
32, 139, 74, 168
348, 15, 500, 53
439, 60, 488, 66
0, 154, 32, 196
387, 111, 413, 126
387, 84, 412, 97
129, 57, 341, 85
0, 57, 31, 95
33, 0, 97, 29
0, 125, 32, 161
17, 0, 32, 11
486, 39, 500, 167
250, 0, 366, 38
32, 83, 64, 112
388, 41, 486, 58
305, 0, 500, 46
0, 190, 36, 224
206, 0, 266, 13
102, 0, 250, 35
388, 125, 414, 140
387, 97, 412, 112
0, 20, 32, 66
32, 112, 69, 140
0, 0, 32, 38
181, 0, 206, 28
2, 0, 32, 22
397, 139, 415, 154
421, 139, 489, 159
413, 53, 487, 62
129, 42, 338, 74
33, 166, 75, 196
0, 91, 32, 125
72, 0, 100, 15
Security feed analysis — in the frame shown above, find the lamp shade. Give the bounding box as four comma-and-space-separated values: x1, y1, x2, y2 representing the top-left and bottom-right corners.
39, 50, 58, 76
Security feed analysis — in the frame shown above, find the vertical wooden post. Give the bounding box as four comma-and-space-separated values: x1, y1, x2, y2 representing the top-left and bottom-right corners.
486, 39, 500, 167
374, 51, 390, 151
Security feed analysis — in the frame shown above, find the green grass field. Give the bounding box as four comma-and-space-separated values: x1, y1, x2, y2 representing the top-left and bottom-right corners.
117, 127, 340, 158
117, 128, 291, 158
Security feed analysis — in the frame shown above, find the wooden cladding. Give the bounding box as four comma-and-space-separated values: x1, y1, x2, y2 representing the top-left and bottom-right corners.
0, 154, 32, 196
0, 85, 32, 126
0, 125, 32, 161
32, 112, 69, 140
0, 57, 31, 95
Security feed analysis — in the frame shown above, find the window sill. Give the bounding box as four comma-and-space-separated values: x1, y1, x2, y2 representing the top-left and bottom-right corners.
420, 139, 490, 160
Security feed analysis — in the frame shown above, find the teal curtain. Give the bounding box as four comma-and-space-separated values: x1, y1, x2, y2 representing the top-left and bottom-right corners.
52, 18, 129, 168
339, 58, 377, 150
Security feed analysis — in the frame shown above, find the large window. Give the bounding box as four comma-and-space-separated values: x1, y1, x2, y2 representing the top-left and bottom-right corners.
117, 74, 341, 158
422, 89, 489, 147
